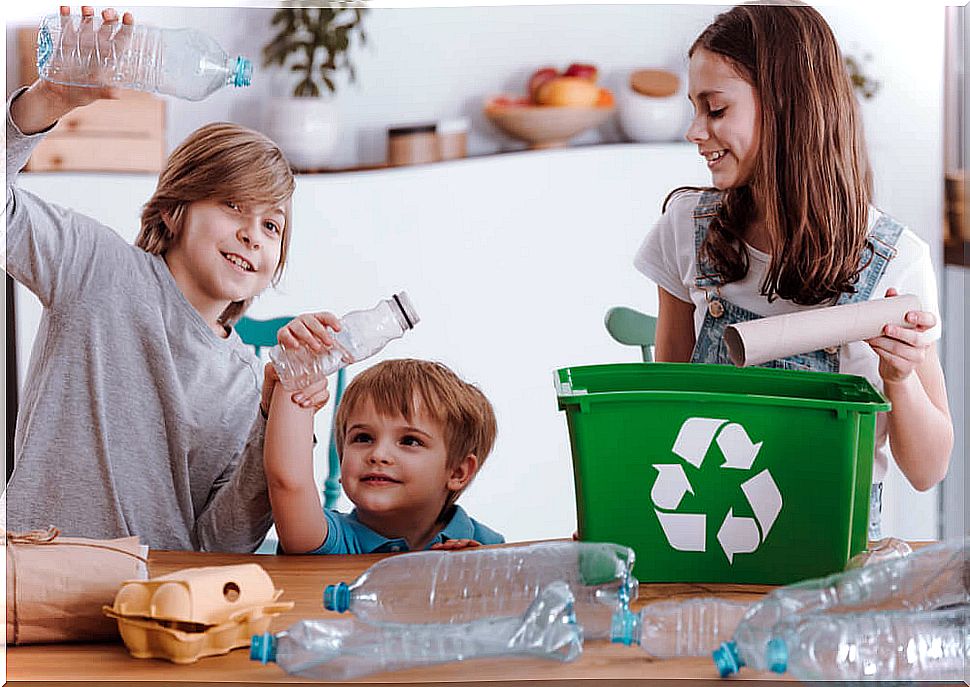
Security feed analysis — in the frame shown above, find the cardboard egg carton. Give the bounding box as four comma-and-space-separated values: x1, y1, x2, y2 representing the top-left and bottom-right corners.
103, 563, 294, 664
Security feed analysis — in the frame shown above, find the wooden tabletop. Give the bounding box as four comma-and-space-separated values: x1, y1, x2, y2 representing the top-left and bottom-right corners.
7, 548, 787, 686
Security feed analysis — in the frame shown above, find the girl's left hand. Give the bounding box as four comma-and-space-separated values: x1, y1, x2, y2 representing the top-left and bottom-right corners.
431, 538, 482, 551
866, 288, 936, 384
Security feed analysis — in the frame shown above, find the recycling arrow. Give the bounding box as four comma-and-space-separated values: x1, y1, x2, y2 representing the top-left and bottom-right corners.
716, 508, 760, 563
717, 423, 762, 470
651, 464, 693, 510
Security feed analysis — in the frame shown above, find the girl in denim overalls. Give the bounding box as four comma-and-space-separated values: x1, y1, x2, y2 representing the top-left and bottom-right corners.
635, 4, 953, 541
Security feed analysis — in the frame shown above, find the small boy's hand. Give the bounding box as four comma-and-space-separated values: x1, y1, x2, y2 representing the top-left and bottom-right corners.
431, 539, 482, 551
278, 312, 342, 352
866, 288, 936, 384
261, 363, 331, 414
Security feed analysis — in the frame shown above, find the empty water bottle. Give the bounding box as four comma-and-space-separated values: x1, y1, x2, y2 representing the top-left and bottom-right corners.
36, 13, 252, 101
269, 292, 419, 391
611, 598, 752, 658
713, 536, 969, 677
764, 606, 969, 681
251, 581, 582, 680
322, 541, 638, 639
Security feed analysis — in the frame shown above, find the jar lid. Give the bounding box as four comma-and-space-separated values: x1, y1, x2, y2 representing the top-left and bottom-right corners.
437, 117, 470, 135
388, 123, 437, 137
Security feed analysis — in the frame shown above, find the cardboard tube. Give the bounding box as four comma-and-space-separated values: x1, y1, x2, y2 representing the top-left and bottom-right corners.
724, 294, 921, 367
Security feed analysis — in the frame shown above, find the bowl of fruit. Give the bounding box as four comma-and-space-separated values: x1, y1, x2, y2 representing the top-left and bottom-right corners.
484, 63, 615, 150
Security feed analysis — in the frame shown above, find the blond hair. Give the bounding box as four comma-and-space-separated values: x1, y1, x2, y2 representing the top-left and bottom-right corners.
137, 122, 295, 325
334, 359, 498, 516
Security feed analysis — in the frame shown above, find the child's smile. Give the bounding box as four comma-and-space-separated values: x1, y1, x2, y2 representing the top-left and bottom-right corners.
685, 47, 761, 190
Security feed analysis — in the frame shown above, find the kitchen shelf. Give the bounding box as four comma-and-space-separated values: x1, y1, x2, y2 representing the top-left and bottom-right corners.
943, 240, 969, 268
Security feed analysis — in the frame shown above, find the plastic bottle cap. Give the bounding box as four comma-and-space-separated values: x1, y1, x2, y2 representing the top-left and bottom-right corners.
37, 24, 54, 70
609, 608, 639, 646
392, 291, 420, 328
711, 641, 743, 678
766, 638, 788, 673
250, 632, 277, 664
233, 56, 253, 88
323, 582, 350, 612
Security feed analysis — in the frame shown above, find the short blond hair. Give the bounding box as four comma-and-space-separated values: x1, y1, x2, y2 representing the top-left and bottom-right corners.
334, 359, 498, 511
137, 122, 295, 325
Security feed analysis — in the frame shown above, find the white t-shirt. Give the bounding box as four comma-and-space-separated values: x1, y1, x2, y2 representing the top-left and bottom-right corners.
634, 190, 942, 483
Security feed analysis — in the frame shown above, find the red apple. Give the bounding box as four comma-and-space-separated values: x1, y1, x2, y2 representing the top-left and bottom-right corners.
564, 63, 598, 83
527, 67, 560, 103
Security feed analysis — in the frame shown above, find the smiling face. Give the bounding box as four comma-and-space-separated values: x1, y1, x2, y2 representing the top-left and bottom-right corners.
686, 48, 761, 190
163, 199, 285, 328
340, 396, 476, 532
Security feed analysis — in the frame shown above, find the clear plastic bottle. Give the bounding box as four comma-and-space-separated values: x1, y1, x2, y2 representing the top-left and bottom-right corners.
611, 598, 751, 658
269, 292, 419, 392
713, 536, 969, 677
251, 581, 583, 680
763, 606, 969, 681
36, 13, 252, 101
322, 541, 638, 640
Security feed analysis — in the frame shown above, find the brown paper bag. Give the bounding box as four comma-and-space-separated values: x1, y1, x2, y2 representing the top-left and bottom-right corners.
5, 526, 148, 644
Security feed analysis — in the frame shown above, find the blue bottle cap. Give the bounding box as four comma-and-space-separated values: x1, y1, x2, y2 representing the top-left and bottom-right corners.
37, 23, 53, 71
609, 608, 639, 646
766, 637, 788, 673
232, 56, 252, 88
323, 581, 350, 612
250, 632, 277, 664
712, 641, 744, 678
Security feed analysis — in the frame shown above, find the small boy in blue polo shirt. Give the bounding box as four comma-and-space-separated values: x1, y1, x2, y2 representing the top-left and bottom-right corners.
263, 357, 504, 554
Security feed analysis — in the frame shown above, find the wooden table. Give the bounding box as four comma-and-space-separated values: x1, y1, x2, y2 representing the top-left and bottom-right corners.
7, 548, 786, 685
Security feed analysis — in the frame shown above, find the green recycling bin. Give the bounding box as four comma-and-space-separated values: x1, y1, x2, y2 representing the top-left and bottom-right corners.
556, 363, 890, 585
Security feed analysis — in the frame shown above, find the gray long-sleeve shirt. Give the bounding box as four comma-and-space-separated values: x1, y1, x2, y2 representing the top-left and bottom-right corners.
3, 92, 273, 551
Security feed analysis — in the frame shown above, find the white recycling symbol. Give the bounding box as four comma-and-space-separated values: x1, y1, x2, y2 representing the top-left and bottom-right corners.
651, 417, 783, 564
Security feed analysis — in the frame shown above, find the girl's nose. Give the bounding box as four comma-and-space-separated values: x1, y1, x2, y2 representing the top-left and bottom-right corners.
685, 115, 708, 144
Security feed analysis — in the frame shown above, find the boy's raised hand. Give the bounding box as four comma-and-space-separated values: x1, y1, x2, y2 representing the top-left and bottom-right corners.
260, 362, 331, 415
11, 6, 134, 135
277, 311, 342, 352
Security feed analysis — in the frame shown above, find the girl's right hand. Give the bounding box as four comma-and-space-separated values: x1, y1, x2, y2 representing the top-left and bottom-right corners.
277, 312, 342, 352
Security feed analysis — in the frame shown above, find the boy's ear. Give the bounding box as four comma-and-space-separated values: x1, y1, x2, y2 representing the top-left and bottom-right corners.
447, 453, 479, 492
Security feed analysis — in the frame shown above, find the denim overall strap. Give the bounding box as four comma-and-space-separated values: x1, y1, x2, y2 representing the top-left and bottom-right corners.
836, 212, 905, 306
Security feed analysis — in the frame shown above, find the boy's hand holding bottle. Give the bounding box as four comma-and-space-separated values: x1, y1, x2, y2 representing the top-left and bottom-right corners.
260, 312, 341, 415
11, 7, 132, 135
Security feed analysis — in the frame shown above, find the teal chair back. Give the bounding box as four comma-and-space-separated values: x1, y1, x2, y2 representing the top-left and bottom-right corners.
236, 315, 343, 511
604, 306, 657, 362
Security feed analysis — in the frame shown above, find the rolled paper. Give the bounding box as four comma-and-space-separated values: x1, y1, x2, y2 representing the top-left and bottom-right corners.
724, 294, 921, 367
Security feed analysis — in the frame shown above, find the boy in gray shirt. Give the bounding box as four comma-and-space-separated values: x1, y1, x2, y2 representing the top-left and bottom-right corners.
3, 7, 331, 551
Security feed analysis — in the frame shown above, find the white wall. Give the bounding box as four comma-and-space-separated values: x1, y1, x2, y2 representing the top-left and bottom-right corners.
6, 2, 954, 541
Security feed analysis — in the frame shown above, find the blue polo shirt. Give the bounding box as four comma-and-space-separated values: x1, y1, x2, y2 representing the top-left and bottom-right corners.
308, 505, 505, 554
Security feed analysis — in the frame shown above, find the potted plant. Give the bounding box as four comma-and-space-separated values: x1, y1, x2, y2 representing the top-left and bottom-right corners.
261, 3, 369, 170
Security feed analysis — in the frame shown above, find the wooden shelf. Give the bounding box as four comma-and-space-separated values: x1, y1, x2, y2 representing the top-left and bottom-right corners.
944, 239, 970, 267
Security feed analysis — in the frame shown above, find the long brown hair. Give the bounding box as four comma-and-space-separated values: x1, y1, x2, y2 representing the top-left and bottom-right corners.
686, 2, 873, 305
137, 122, 295, 325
